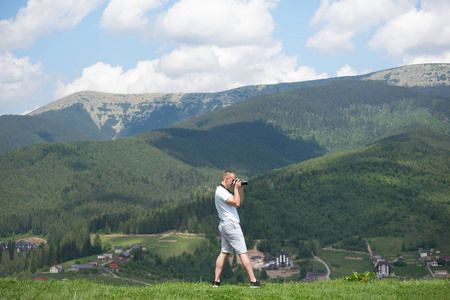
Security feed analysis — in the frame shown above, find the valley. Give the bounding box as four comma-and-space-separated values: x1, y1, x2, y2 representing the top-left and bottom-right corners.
8, 232, 449, 284
0, 64, 449, 283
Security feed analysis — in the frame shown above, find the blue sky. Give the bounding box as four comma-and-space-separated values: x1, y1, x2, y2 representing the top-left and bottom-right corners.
1, 0, 449, 116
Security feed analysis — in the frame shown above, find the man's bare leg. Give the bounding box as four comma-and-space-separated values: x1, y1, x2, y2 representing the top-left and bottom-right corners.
215, 252, 229, 282
239, 252, 257, 282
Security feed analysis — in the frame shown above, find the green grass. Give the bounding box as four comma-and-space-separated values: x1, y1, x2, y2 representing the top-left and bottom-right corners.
99, 232, 206, 260
1, 278, 448, 299
369, 236, 450, 256
319, 250, 374, 280
391, 264, 429, 279
369, 237, 404, 255
100, 234, 161, 248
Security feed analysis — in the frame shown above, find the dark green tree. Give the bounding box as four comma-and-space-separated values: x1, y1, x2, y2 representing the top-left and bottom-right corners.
93, 234, 102, 254
29, 254, 37, 275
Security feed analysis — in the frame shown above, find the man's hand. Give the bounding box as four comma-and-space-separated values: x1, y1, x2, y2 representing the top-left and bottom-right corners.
234, 180, 244, 190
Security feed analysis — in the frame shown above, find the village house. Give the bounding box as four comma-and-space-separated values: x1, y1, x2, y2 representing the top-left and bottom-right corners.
372, 255, 382, 265
251, 255, 262, 262
263, 250, 297, 270
439, 256, 450, 263
110, 260, 120, 272
98, 253, 113, 261
120, 250, 131, 259
376, 260, 389, 276
418, 249, 429, 262
276, 250, 290, 268
427, 260, 438, 268
49, 265, 63, 273
264, 264, 279, 270
114, 246, 123, 255
15, 240, 37, 253
303, 270, 327, 282
0, 240, 37, 255
69, 264, 95, 272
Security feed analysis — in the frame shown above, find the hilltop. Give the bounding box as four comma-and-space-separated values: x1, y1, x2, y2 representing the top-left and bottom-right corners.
362, 63, 450, 90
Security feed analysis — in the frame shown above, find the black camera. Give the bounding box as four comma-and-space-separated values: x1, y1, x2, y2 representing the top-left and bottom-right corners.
234, 178, 248, 185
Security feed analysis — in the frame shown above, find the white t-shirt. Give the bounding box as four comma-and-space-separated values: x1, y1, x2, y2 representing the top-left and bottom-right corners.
215, 185, 240, 222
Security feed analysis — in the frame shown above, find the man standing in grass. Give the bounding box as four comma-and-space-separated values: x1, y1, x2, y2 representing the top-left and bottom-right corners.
212, 170, 263, 288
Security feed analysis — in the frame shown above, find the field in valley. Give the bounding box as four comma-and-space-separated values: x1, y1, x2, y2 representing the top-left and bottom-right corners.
99, 231, 206, 260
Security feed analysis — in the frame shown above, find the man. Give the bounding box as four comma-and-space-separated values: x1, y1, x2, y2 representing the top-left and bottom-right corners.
212, 170, 263, 288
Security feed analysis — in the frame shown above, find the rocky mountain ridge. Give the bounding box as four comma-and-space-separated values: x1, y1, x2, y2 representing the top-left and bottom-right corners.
28, 64, 450, 139
362, 63, 450, 87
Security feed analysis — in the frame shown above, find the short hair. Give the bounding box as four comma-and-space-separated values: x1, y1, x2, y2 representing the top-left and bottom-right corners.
222, 170, 235, 180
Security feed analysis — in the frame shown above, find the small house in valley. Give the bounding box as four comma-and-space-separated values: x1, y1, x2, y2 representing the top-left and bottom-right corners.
376, 260, 389, 276
114, 246, 123, 254
49, 265, 63, 273
69, 264, 94, 272
110, 261, 120, 271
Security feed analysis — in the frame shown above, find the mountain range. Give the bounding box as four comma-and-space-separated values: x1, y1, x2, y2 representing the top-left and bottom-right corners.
0, 63, 449, 249
1, 63, 449, 154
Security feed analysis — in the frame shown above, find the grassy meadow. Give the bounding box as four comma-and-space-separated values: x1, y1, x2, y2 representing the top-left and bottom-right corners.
319, 249, 374, 280
99, 231, 206, 260
1, 278, 449, 300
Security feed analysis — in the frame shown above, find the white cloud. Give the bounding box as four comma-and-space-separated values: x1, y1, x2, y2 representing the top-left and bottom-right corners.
336, 64, 358, 77
157, 0, 278, 47
55, 0, 326, 99
306, 29, 355, 55
0, 0, 105, 52
0, 53, 47, 114
368, 1, 450, 64
307, 0, 450, 64
306, 0, 415, 55
54, 44, 327, 99
403, 52, 450, 65
100, 0, 163, 36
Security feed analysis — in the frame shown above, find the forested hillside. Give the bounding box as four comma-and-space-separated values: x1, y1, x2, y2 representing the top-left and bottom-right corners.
176, 80, 449, 153
0, 120, 318, 238
0, 115, 92, 153
1, 79, 449, 243
0, 138, 219, 238
119, 129, 450, 248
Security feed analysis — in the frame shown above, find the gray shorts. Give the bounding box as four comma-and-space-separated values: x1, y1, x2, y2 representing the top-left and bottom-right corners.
218, 219, 248, 255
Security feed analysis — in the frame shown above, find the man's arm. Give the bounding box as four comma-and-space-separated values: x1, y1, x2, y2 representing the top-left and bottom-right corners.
225, 184, 244, 207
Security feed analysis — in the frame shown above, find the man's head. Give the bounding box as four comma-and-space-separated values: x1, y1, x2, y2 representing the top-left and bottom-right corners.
222, 170, 236, 188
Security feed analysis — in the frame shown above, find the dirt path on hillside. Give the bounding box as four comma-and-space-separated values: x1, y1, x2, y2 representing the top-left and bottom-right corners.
322, 247, 370, 256
312, 253, 331, 280
108, 271, 152, 286
366, 242, 373, 259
